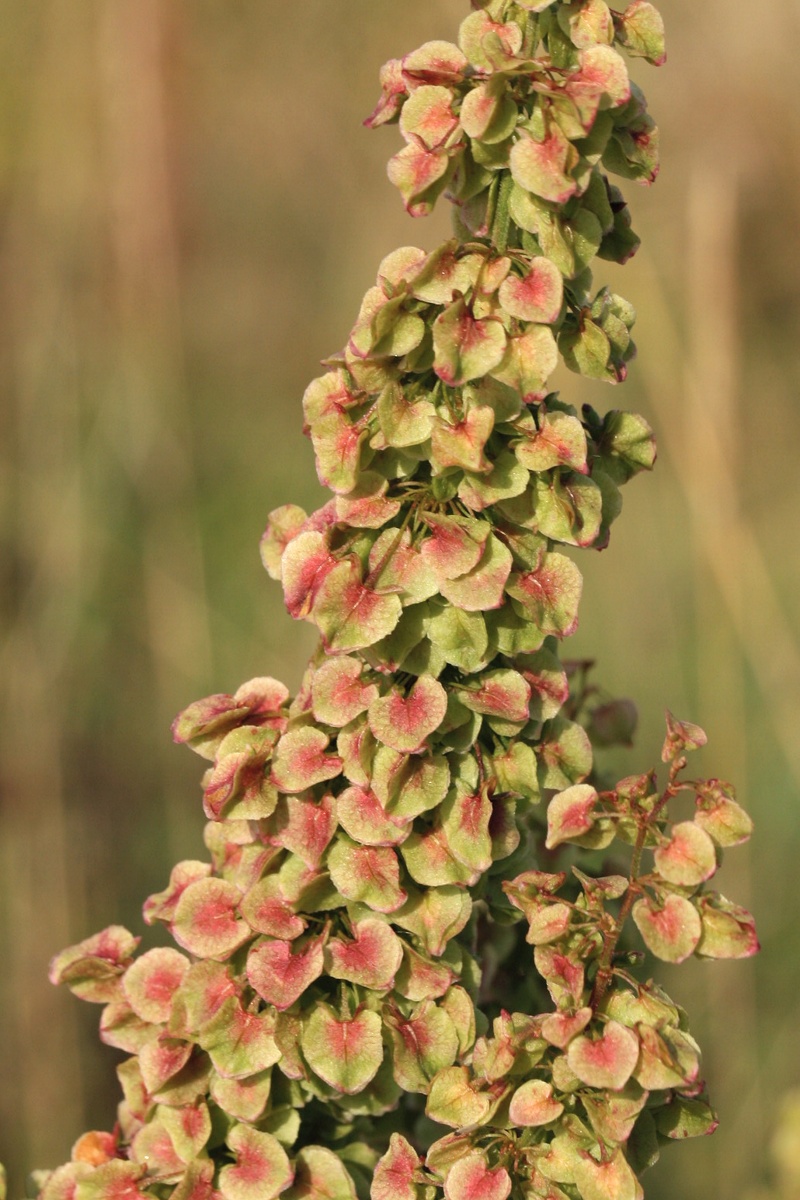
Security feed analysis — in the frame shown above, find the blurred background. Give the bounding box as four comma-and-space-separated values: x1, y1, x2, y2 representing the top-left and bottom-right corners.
1, 1, 798, 1195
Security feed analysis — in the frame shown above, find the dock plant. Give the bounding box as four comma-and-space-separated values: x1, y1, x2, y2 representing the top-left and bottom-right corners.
23, 3, 758, 1200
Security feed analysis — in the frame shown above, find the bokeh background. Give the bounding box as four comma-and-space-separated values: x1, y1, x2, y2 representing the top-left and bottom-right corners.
1, 1, 798, 1195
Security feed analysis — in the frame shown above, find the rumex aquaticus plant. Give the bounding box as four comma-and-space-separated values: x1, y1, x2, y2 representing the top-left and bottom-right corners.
19, 5, 759, 1200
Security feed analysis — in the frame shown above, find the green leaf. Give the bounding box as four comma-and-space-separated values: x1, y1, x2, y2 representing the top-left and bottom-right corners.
433, 298, 507, 387
509, 1079, 564, 1126
328, 837, 407, 913
655, 1096, 719, 1140
632, 894, 702, 963
695, 893, 759, 959
443, 1153, 511, 1200
617, 1, 667, 65
392, 886, 472, 956
572, 1149, 636, 1200
369, 676, 448, 753
426, 1067, 492, 1129
510, 127, 578, 204
172, 879, 250, 961
545, 784, 599, 849
246, 933, 326, 1011
219, 1126, 294, 1200
285, 1147, 358, 1200
507, 551, 583, 639
372, 1134, 423, 1200
428, 607, 489, 673
492, 325, 558, 398
560, 319, 613, 381
326, 918, 404, 989
515, 410, 588, 474
567, 1020, 639, 1089
498, 258, 563, 324
312, 558, 403, 652
440, 535, 513, 611
653, 821, 717, 887
301, 1004, 384, 1095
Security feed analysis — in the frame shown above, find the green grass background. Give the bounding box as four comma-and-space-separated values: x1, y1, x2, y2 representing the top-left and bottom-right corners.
1, 2, 798, 1195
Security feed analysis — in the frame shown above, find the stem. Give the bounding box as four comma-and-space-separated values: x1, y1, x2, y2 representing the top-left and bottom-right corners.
589, 822, 647, 1010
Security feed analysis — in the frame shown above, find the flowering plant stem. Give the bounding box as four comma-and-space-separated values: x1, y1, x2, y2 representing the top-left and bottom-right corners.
18, 5, 758, 1200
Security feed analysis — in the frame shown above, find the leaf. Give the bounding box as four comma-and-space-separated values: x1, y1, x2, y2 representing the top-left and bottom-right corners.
394, 941, 456, 1002
426, 1066, 492, 1129
286, 1147, 358, 1200
420, 514, 488, 581
210, 1069, 273, 1125
427, 607, 489, 673
372, 1134, 422, 1200
567, 1021, 639, 1090
335, 785, 406, 846
431, 406, 495, 473
694, 784, 753, 847
49, 926, 139, 1003
632, 894, 702, 963
240, 876, 307, 941
510, 127, 578, 204
617, 1, 667, 65
538, 718, 594, 791
260, 505, 309, 581
653, 821, 717, 887
369, 676, 448, 753
695, 893, 759, 959
386, 1001, 460, 1093
515, 410, 588, 473
433, 299, 507, 387
402, 40, 468, 86
572, 1150, 636, 1200
246, 933, 326, 1010
387, 142, 453, 218
326, 918, 404, 989
509, 1079, 564, 1126
400, 85, 460, 149
122, 948, 190, 1025
271, 727, 342, 793
73, 1162, 149, 1200
328, 837, 407, 913
171, 879, 250, 960
393, 885, 472, 956
560, 320, 613, 381
440, 535, 513, 611
139, 1036, 193, 1095
498, 258, 563, 324
219, 1125, 294, 1200
312, 558, 403, 652
507, 552, 583, 639
545, 784, 599, 849
459, 669, 530, 723
272, 792, 337, 868
198, 996, 281, 1079
380, 751, 451, 822
281, 531, 337, 620
491, 325, 558, 398
369, 529, 439, 604
377, 382, 436, 449
401, 821, 475, 888
662, 710, 707, 761
655, 1096, 719, 1140
443, 1152, 511, 1200
301, 1004, 384, 1095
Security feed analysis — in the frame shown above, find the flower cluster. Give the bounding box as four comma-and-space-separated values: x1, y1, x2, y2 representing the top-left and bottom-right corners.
27, 4, 758, 1200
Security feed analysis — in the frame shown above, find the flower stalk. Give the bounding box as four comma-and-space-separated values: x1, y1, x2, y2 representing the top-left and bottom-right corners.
18, 5, 758, 1200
